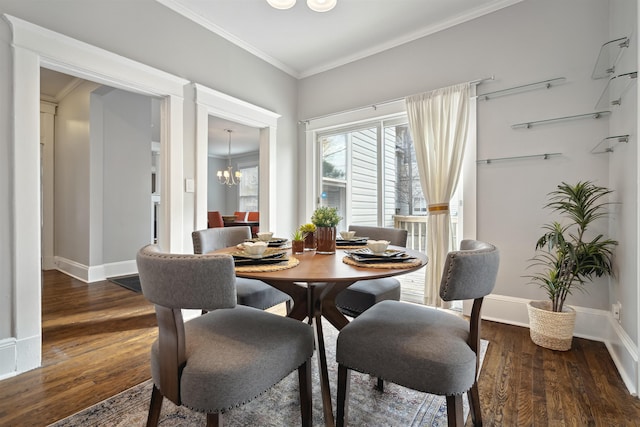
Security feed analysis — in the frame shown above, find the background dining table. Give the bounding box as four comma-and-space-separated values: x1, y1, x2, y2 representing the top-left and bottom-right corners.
215, 245, 428, 427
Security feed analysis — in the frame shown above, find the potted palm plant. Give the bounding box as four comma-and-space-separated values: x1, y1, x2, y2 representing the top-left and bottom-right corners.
526, 181, 617, 351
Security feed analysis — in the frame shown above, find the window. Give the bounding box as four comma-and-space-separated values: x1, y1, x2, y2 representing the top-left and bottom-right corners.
317, 118, 428, 227
238, 163, 258, 212
316, 116, 463, 251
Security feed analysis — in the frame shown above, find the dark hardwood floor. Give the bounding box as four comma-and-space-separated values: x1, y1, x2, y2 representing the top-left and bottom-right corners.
0, 270, 638, 426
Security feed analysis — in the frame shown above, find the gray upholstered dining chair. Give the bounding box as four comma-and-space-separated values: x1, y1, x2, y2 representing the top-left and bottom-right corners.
335, 225, 408, 317
335, 240, 499, 427
192, 227, 291, 311
136, 244, 314, 427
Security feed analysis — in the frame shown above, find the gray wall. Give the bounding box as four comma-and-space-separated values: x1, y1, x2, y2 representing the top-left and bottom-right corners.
298, 0, 637, 345
0, 13, 11, 340
54, 80, 100, 266
207, 151, 260, 215
54, 83, 153, 269
99, 89, 153, 264
0, 0, 636, 382
608, 0, 638, 345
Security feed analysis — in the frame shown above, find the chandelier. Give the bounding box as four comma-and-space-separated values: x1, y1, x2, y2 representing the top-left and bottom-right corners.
217, 129, 241, 186
266, 0, 337, 12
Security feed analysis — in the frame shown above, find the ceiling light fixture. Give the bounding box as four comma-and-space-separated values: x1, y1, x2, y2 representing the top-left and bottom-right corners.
217, 129, 242, 186
266, 0, 296, 10
307, 0, 336, 12
266, 0, 337, 12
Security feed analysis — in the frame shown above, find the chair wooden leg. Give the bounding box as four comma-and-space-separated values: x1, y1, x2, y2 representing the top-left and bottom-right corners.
376, 377, 384, 392
336, 364, 351, 427
446, 394, 464, 427
468, 381, 483, 426
206, 412, 222, 427
146, 384, 163, 427
298, 359, 313, 427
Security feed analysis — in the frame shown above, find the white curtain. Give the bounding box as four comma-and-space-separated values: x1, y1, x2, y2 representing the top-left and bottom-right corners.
406, 83, 470, 307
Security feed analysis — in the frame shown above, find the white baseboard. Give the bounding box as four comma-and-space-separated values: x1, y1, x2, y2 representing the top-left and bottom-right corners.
480, 294, 638, 396
0, 338, 17, 380
0, 335, 41, 381
54, 257, 138, 283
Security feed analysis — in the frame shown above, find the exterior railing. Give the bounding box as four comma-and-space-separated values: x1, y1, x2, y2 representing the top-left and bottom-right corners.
393, 215, 428, 251
392, 215, 458, 251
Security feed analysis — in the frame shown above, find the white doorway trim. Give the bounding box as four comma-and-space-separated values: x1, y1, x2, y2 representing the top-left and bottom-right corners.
3, 14, 188, 376
193, 83, 280, 232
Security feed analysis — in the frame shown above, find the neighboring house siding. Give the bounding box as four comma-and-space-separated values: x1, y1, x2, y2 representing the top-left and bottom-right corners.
383, 127, 398, 227
350, 128, 377, 225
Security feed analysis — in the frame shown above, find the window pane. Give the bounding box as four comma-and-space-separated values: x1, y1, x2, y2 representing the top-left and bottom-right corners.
239, 165, 258, 212
321, 135, 347, 179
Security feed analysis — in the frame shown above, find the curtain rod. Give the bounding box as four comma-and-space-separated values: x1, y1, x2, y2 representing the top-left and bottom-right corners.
299, 75, 494, 125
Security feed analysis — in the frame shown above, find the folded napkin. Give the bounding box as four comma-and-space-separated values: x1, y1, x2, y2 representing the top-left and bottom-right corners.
336, 238, 368, 246
345, 248, 416, 264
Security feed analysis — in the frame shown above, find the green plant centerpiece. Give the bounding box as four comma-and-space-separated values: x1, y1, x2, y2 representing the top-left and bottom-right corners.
291, 228, 305, 254
526, 181, 617, 350
311, 206, 342, 254
300, 223, 317, 251
291, 229, 305, 242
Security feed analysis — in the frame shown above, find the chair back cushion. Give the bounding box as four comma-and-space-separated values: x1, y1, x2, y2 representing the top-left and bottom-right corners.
348, 225, 408, 247
208, 211, 224, 228
136, 244, 237, 310
192, 227, 252, 254
439, 240, 499, 301
234, 211, 248, 221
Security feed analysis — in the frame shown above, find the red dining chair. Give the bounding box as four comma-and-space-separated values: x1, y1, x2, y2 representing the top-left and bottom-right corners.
247, 211, 260, 235
208, 211, 224, 228
235, 211, 248, 221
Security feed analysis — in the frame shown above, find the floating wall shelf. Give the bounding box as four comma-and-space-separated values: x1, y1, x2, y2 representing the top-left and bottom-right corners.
591, 135, 630, 154
477, 153, 562, 164
477, 77, 566, 101
592, 36, 630, 79
511, 111, 611, 129
595, 71, 637, 109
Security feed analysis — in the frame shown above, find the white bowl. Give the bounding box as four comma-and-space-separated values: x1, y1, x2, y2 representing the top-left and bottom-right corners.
256, 232, 273, 241
243, 241, 268, 255
367, 240, 390, 254
340, 230, 356, 240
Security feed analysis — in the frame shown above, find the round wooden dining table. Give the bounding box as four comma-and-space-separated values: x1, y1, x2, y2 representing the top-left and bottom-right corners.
215, 245, 428, 427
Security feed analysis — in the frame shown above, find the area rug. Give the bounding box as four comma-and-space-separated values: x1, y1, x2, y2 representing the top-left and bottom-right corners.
50, 319, 488, 427
108, 274, 142, 293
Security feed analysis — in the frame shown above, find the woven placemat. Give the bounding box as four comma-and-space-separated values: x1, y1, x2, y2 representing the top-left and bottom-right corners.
342, 256, 422, 269
235, 257, 299, 273
336, 244, 369, 250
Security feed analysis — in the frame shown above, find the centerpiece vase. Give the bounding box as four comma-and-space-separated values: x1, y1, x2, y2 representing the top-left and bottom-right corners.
315, 226, 336, 255
292, 239, 305, 254
304, 232, 316, 251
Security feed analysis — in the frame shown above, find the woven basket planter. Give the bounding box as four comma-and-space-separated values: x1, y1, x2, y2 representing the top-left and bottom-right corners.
527, 300, 576, 351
